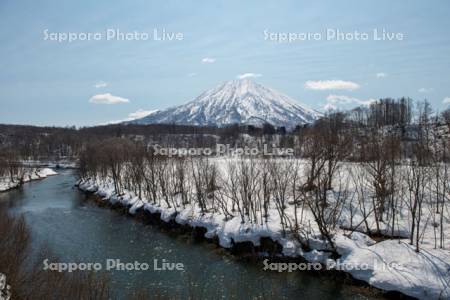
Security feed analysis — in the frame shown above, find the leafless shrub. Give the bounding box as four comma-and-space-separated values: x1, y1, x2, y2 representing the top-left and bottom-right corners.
0, 206, 110, 300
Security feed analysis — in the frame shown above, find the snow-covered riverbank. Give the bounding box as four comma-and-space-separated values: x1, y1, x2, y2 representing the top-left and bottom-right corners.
0, 168, 57, 192
78, 177, 450, 300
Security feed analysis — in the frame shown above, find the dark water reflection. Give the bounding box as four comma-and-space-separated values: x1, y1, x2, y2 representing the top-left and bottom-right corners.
0, 171, 376, 299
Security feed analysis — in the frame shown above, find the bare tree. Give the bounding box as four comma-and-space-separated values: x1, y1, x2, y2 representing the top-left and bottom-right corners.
271, 159, 291, 236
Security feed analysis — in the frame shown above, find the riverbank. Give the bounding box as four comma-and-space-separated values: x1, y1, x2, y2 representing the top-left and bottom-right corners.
82, 188, 414, 299
0, 195, 110, 299
2, 170, 383, 299
78, 178, 449, 299
0, 168, 57, 192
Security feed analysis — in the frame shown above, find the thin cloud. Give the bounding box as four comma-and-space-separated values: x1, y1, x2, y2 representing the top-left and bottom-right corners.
105, 109, 159, 124
188, 72, 197, 77
376, 72, 387, 78
89, 93, 129, 104
305, 80, 360, 91
443, 97, 450, 104
201, 57, 216, 63
418, 88, 433, 93
94, 81, 108, 88
324, 94, 376, 110
237, 73, 262, 79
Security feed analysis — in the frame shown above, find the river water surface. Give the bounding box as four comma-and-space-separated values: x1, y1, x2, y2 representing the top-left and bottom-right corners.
0, 170, 378, 299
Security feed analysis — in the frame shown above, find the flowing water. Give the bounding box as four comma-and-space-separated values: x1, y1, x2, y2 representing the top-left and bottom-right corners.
0, 170, 377, 299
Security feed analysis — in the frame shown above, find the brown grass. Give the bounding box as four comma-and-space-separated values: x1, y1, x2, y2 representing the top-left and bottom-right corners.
0, 206, 110, 300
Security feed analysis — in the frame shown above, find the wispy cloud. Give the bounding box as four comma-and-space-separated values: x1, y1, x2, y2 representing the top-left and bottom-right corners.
324, 94, 376, 110
94, 81, 108, 88
376, 72, 387, 78
236, 73, 262, 79
443, 97, 450, 104
418, 87, 433, 93
305, 80, 360, 91
105, 109, 159, 124
89, 93, 129, 104
201, 57, 216, 64
187, 72, 197, 77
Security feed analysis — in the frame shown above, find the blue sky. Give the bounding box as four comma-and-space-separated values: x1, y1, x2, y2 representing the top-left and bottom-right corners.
0, 0, 449, 126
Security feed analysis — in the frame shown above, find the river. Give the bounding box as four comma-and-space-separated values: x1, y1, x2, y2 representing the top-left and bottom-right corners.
0, 170, 377, 299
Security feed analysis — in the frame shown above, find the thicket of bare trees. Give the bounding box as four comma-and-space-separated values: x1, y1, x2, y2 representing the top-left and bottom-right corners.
347, 100, 449, 252
346, 97, 413, 128
1, 98, 447, 253
78, 100, 450, 254
79, 140, 345, 252
0, 148, 26, 184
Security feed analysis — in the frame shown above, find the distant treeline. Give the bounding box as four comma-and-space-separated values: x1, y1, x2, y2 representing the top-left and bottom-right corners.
0, 98, 449, 161
0, 122, 287, 160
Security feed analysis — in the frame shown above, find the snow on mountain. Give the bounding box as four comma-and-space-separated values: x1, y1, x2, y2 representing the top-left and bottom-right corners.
130, 79, 321, 128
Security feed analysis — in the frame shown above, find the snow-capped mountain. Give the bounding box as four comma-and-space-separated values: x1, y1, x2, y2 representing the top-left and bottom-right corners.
131, 79, 321, 128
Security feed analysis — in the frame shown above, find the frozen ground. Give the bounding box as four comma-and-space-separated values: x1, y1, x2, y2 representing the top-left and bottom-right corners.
78, 158, 450, 299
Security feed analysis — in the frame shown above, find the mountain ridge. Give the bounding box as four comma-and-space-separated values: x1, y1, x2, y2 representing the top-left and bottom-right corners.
130, 79, 321, 129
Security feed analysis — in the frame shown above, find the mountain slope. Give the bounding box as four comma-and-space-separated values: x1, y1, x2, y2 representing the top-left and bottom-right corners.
131, 79, 321, 128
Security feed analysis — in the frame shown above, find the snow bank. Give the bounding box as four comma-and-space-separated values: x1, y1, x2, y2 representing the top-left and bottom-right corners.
334, 235, 450, 299
78, 178, 450, 299
0, 168, 57, 192
36, 168, 58, 177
